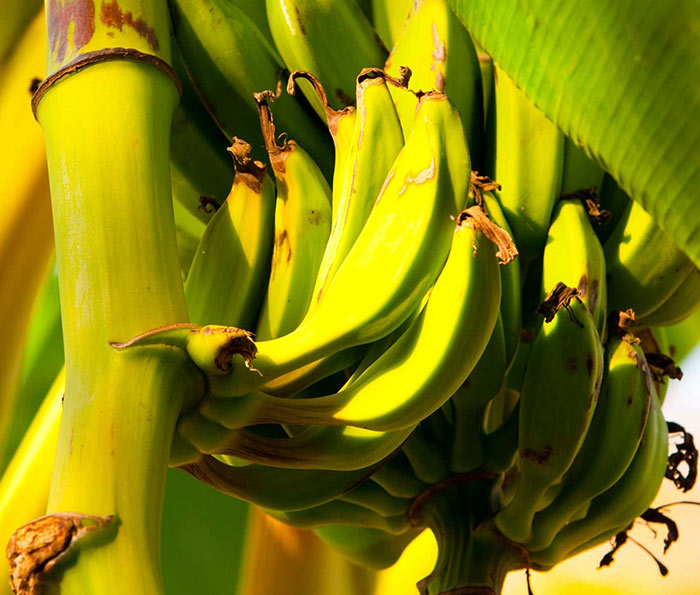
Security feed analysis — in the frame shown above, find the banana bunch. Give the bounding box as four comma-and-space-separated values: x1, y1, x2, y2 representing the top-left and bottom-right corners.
2, 2, 697, 594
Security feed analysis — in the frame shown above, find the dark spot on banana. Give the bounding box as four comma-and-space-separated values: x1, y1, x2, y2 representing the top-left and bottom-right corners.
627, 395, 633, 405
565, 354, 578, 371
589, 279, 599, 312
295, 7, 306, 35
577, 274, 588, 298
335, 88, 353, 107
586, 353, 594, 376
523, 445, 551, 464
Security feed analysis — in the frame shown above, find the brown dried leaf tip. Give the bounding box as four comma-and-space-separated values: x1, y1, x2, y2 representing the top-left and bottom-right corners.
665, 421, 697, 492
608, 309, 637, 339
458, 205, 518, 265
470, 171, 501, 207
7, 513, 114, 594
645, 353, 683, 382
560, 187, 611, 224
598, 523, 668, 576
536, 282, 581, 325
201, 326, 259, 375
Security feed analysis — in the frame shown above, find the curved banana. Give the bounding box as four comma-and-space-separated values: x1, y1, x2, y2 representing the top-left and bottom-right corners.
192, 92, 472, 396
308, 68, 405, 311
371, 0, 413, 48
177, 410, 413, 471
266, 0, 387, 115
267, 500, 410, 534
314, 524, 422, 570
542, 199, 607, 335
482, 190, 521, 368
494, 290, 603, 543
636, 266, 700, 327
339, 481, 412, 518
530, 389, 668, 568
450, 315, 506, 473
384, 0, 483, 162
605, 198, 694, 318
487, 65, 565, 268
178, 455, 380, 511
185, 139, 275, 330
526, 336, 654, 551
198, 206, 501, 431
369, 452, 429, 499
560, 137, 605, 196
402, 423, 451, 485
169, 0, 332, 169
254, 91, 332, 341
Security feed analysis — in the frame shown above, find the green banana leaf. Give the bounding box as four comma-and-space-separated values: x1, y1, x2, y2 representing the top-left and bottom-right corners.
449, 0, 700, 267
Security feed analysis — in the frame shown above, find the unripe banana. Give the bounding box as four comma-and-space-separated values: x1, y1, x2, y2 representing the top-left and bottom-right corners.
177, 410, 413, 471
197, 92, 472, 396
494, 291, 603, 543
594, 175, 631, 245
254, 91, 332, 341
527, 337, 654, 551
185, 139, 275, 330
384, 0, 483, 162
559, 137, 605, 196
530, 390, 668, 568
371, 0, 414, 48
487, 65, 565, 268
542, 199, 607, 335
314, 524, 422, 570
370, 452, 429, 499
450, 315, 506, 473
266, 0, 387, 115
636, 267, 700, 327
178, 454, 379, 511
169, 0, 332, 169
605, 199, 694, 318
308, 69, 405, 310
199, 206, 502, 431
402, 422, 450, 485
267, 500, 410, 534
339, 481, 413, 518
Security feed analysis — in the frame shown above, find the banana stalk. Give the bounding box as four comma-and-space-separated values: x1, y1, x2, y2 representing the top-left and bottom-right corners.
19, 2, 205, 591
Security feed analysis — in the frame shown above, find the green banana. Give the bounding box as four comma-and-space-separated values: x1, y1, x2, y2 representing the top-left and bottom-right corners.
177, 411, 413, 471
526, 336, 654, 551
636, 267, 700, 327
384, 0, 483, 162
450, 315, 506, 473
185, 139, 275, 330
594, 175, 632, 245
530, 389, 668, 568
179, 455, 379, 511
402, 424, 451, 485
542, 199, 607, 335
487, 65, 565, 268
267, 500, 410, 534
494, 291, 603, 543
371, 0, 414, 48
369, 452, 429, 499
254, 91, 333, 341
339, 480, 412, 518
634, 326, 680, 407
482, 190, 521, 368
560, 136, 605, 196
198, 206, 502, 431
314, 524, 422, 570
605, 198, 694, 318
266, 0, 387, 115
185, 92, 472, 396
169, 0, 332, 169
308, 68, 405, 311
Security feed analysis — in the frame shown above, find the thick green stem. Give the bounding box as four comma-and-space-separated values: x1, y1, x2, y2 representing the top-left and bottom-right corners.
414, 479, 525, 595
21, 1, 205, 592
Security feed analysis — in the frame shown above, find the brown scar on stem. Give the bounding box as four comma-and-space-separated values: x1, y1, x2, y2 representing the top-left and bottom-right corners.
470, 171, 501, 207
287, 70, 355, 136
560, 187, 610, 225
7, 513, 114, 595
100, 1, 159, 51
536, 282, 582, 325
47, 0, 95, 64
227, 137, 267, 193
109, 322, 201, 349
210, 328, 258, 374
457, 205, 517, 265
431, 23, 446, 62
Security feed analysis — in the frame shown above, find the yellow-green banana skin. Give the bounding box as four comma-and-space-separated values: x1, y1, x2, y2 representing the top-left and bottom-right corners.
605, 199, 694, 318
560, 136, 605, 196
526, 337, 653, 551
488, 65, 564, 267
266, 0, 387, 115
211, 93, 471, 396
199, 210, 501, 431
371, 0, 414, 48
543, 200, 607, 335
384, 0, 483, 161
255, 140, 332, 341
530, 390, 668, 568
494, 297, 603, 544
310, 71, 405, 310
636, 267, 700, 327
185, 145, 275, 330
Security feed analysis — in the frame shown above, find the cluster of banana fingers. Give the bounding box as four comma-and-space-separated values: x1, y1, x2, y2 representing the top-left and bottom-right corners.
112, 0, 698, 592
